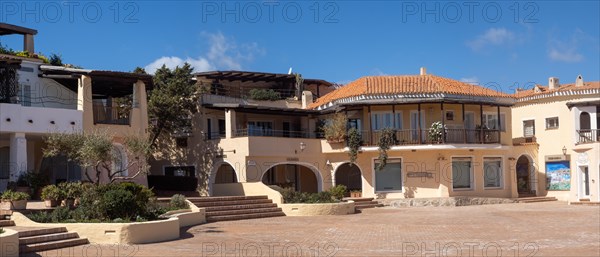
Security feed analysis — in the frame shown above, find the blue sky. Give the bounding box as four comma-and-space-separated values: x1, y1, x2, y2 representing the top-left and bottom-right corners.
1, 1, 599, 94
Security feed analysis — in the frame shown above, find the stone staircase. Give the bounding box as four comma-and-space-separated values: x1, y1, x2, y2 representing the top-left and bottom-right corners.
0, 210, 89, 254
188, 195, 285, 222
344, 197, 383, 212
18, 227, 89, 253
517, 196, 558, 203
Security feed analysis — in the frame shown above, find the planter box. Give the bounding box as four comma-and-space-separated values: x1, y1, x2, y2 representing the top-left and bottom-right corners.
0, 200, 27, 210
44, 199, 59, 208
350, 191, 362, 198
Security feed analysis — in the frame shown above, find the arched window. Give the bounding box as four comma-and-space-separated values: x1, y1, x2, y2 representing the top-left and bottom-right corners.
112, 144, 128, 176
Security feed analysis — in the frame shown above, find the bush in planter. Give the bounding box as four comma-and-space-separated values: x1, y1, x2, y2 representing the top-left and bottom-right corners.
169, 194, 189, 210
329, 185, 347, 201
0, 190, 30, 210
41, 185, 63, 207
323, 113, 347, 143
248, 88, 280, 101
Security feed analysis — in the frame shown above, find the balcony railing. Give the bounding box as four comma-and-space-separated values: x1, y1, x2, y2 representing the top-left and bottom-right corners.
235, 129, 315, 138
93, 105, 130, 125
360, 129, 500, 146
577, 129, 599, 144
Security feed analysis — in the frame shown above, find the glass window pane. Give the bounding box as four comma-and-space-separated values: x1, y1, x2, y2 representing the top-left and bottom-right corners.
375, 159, 402, 191
452, 158, 472, 189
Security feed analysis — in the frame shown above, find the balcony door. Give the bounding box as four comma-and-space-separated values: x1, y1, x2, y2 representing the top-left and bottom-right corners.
410, 111, 425, 141
248, 121, 273, 136
579, 166, 590, 199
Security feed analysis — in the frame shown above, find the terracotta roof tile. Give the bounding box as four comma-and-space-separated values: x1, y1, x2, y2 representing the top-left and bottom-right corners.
513, 81, 600, 99
309, 74, 511, 109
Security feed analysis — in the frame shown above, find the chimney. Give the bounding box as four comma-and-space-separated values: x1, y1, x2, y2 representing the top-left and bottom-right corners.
302, 91, 313, 109
548, 77, 559, 90
576, 75, 584, 87
420, 67, 427, 75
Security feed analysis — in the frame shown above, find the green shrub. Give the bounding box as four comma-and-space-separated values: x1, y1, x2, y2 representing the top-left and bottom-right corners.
0, 190, 30, 201
329, 185, 347, 201
41, 185, 63, 200
58, 182, 83, 199
248, 88, 280, 101
169, 194, 189, 210
50, 206, 71, 222
98, 188, 137, 220
281, 188, 337, 204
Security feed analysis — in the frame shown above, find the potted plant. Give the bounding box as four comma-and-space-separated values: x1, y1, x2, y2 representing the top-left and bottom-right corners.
323, 113, 347, 143
0, 190, 30, 210
350, 190, 362, 198
41, 185, 63, 207
15, 173, 31, 194
428, 121, 447, 143
59, 182, 82, 208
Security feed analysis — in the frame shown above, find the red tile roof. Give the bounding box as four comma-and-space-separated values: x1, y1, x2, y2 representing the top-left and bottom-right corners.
513, 81, 600, 99
309, 74, 512, 109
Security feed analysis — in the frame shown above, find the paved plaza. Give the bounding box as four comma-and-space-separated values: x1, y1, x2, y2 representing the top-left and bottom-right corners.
27, 202, 600, 257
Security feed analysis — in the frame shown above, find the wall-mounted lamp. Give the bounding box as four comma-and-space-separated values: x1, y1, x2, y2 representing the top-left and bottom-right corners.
299, 142, 306, 152
562, 146, 567, 155
326, 160, 332, 166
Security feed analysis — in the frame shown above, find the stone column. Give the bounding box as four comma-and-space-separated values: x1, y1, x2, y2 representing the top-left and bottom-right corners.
24, 34, 35, 53
77, 75, 93, 130
9, 133, 27, 182
225, 109, 236, 139
133, 80, 148, 134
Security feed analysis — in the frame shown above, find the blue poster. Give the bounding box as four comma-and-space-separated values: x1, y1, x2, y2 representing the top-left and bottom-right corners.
546, 161, 571, 191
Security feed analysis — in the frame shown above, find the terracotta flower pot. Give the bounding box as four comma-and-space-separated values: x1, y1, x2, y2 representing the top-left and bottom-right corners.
350, 191, 362, 198
0, 200, 27, 210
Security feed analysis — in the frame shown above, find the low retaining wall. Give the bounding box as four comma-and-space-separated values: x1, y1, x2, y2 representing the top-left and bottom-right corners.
280, 202, 355, 216
384, 197, 517, 208
11, 209, 205, 245
0, 228, 19, 257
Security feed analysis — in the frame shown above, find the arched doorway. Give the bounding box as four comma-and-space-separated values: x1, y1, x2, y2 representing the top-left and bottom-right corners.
214, 163, 237, 184
335, 163, 362, 196
580, 112, 591, 130
516, 155, 534, 196
262, 163, 320, 193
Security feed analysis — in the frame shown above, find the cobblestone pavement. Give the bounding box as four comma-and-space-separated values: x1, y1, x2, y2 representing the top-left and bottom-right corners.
29, 202, 600, 257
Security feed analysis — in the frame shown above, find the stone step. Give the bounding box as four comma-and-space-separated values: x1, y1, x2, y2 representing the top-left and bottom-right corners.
343, 197, 375, 202
207, 211, 286, 223
19, 232, 79, 245
517, 197, 557, 203
191, 199, 274, 207
17, 227, 67, 238
354, 200, 380, 206
355, 203, 384, 210
207, 207, 283, 217
570, 201, 600, 206
0, 220, 15, 227
188, 195, 268, 203
204, 203, 279, 212
20, 237, 89, 253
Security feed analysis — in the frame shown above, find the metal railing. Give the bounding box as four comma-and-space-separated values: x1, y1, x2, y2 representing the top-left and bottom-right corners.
359, 129, 500, 146
93, 105, 130, 125
234, 129, 316, 139
577, 129, 599, 144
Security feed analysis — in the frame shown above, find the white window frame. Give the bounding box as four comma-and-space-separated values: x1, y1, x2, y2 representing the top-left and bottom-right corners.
451, 156, 475, 191
483, 112, 506, 131
372, 157, 403, 193
371, 111, 403, 131
522, 119, 535, 137
545, 117, 559, 130
483, 156, 504, 189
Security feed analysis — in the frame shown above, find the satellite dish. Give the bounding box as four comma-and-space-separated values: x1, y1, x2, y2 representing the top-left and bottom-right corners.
288, 67, 293, 74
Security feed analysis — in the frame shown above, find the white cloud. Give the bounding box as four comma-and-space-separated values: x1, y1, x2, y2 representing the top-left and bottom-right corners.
467, 28, 516, 51
460, 77, 479, 85
547, 29, 587, 63
144, 32, 264, 74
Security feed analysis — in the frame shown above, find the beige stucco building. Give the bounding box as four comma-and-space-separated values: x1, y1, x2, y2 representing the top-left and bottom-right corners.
1, 23, 152, 189
512, 76, 599, 203
150, 68, 541, 201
